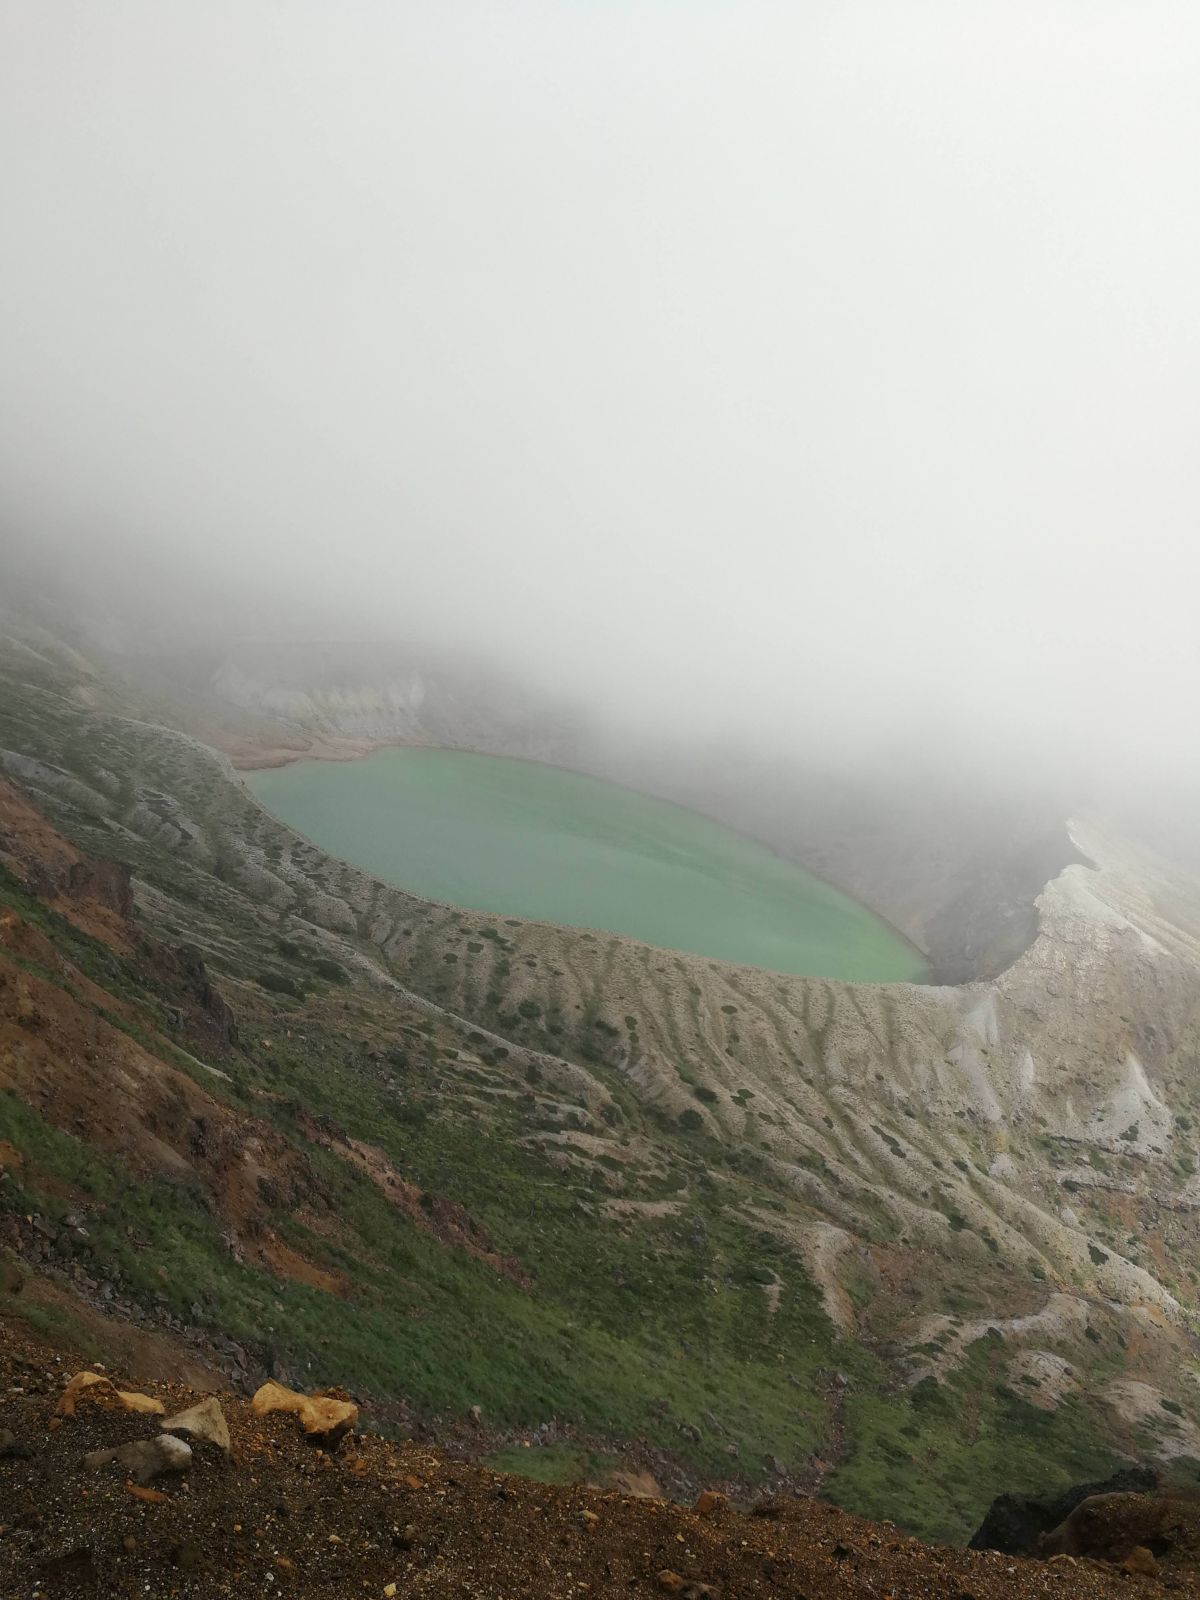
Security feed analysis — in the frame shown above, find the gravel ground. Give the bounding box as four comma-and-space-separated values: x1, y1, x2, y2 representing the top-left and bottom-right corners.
0, 1321, 1189, 1599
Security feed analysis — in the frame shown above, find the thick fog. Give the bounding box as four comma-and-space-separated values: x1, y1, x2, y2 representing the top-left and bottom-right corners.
1, 2, 1198, 788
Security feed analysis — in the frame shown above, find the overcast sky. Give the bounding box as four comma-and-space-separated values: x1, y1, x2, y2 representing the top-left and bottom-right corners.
1, 2, 1198, 781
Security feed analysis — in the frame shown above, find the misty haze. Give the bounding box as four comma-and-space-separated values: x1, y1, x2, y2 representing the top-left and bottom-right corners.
1, 3, 1199, 1593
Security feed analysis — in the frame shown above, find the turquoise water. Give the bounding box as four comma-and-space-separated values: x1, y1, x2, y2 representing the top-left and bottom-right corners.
247, 748, 925, 981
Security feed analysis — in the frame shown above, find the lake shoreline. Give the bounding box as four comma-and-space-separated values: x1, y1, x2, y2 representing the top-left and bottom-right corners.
249, 745, 934, 979
225, 733, 389, 770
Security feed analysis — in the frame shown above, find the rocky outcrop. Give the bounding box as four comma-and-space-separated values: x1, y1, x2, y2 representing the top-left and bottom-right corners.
1040, 1489, 1200, 1569
970, 1467, 1160, 1554
63, 855, 135, 922
162, 942, 239, 1048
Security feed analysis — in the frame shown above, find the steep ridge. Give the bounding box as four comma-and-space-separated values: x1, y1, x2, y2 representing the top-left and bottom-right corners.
2, 663, 1200, 1540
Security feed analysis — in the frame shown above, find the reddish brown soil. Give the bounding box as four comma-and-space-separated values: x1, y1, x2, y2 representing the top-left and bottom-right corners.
0, 927, 323, 1259
259, 1238, 348, 1298
1, 1272, 225, 1391
0, 778, 134, 953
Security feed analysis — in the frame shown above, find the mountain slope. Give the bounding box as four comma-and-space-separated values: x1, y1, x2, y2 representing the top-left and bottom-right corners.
2, 663, 1200, 1540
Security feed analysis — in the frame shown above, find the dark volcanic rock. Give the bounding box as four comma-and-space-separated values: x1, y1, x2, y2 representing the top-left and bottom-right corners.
969, 1466, 1160, 1555
65, 855, 134, 921
169, 942, 239, 1047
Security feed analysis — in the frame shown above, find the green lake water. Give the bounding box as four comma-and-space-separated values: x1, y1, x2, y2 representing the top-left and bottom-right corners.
247, 748, 925, 981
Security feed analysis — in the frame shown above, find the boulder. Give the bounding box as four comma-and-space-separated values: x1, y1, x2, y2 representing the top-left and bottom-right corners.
969, 1465, 1159, 1554
250, 1380, 357, 1447
692, 1491, 726, 1517
56, 1371, 164, 1418
1041, 1490, 1200, 1568
84, 1433, 193, 1485
163, 1397, 231, 1454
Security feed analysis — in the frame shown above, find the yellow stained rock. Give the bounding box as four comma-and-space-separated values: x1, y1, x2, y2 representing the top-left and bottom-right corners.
692, 1490, 727, 1517
250, 1380, 358, 1445
56, 1371, 164, 1417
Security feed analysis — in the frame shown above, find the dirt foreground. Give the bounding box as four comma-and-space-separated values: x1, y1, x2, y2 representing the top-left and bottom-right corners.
0, 1320, 1191, 1600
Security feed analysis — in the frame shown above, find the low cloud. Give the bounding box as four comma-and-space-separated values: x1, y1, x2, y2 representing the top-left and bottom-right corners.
2, 1, 1197, 795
